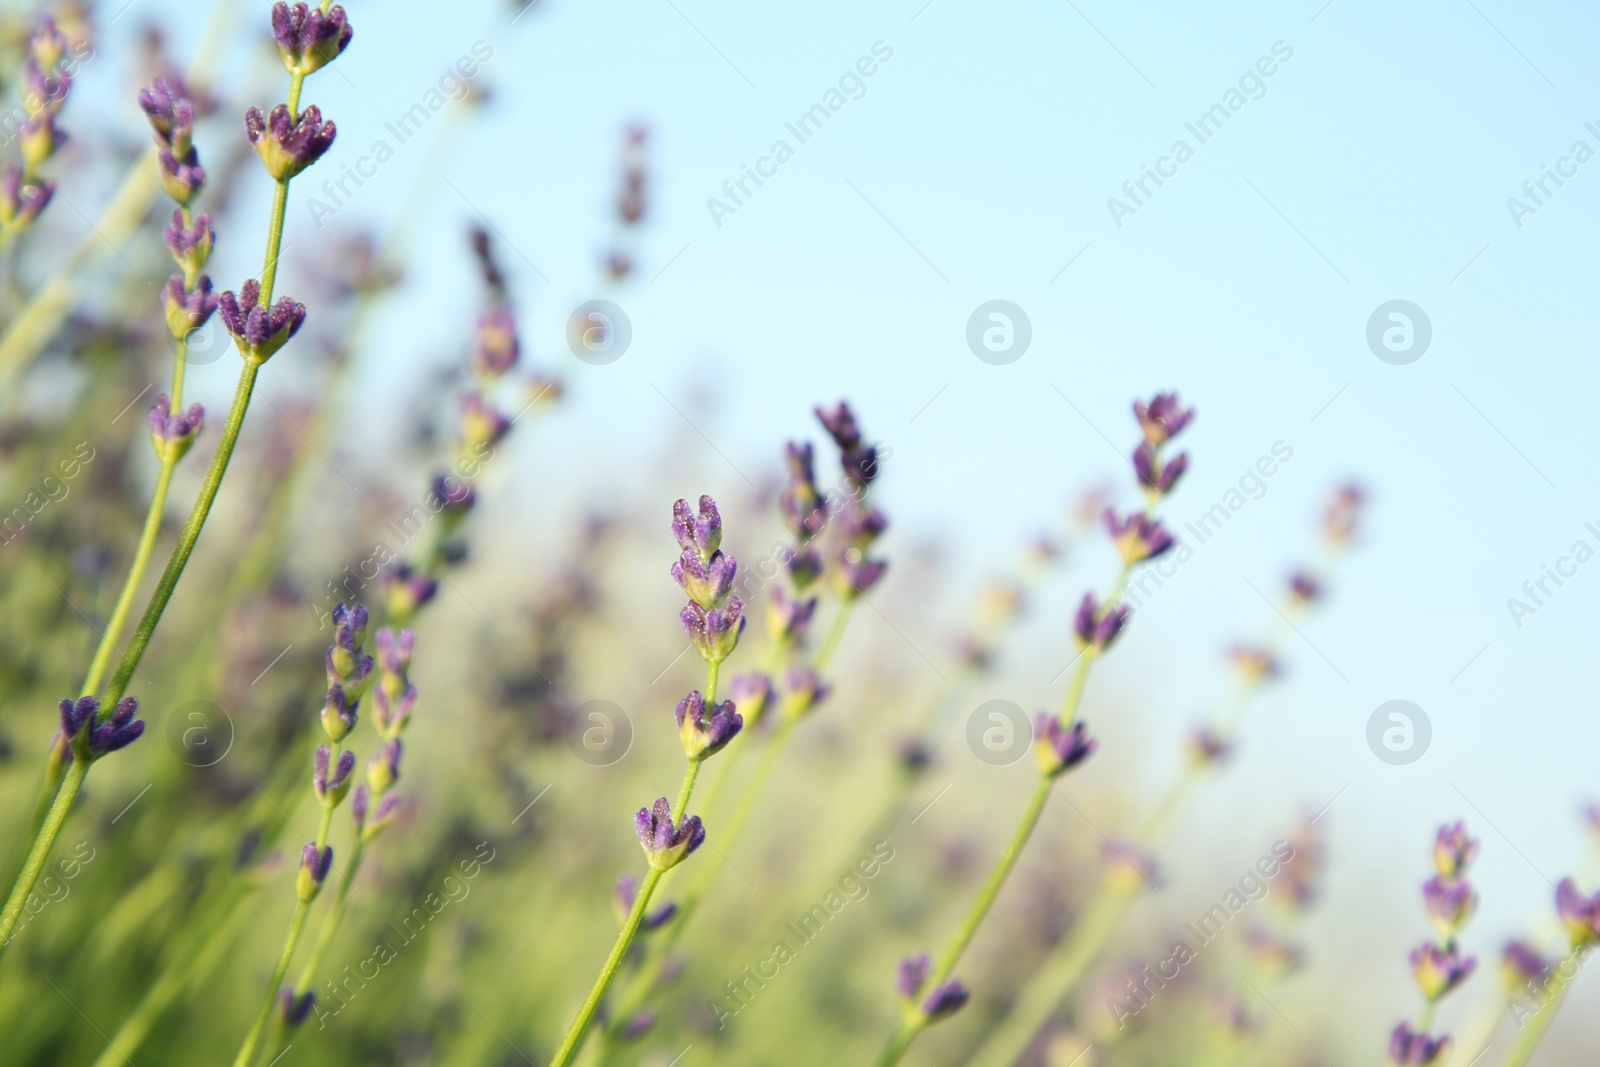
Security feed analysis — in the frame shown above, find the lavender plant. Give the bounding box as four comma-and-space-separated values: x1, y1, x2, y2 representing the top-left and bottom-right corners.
1385, 823, 1481, 1066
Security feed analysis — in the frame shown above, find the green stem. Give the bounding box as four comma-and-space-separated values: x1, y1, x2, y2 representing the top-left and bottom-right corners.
0, 759, 86, 953
293, 837, 365, 996
548, 866, 665, 1067
1500, 951, 1579, 1067
232, 898, 313, 1067
815, 600, 855, 672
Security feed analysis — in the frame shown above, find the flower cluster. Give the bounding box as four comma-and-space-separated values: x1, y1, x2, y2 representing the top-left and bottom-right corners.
271, 2, 353, 76
1388, 822, 1481, 1065
218, 279, 307, 366
353, 626, 414, 843
56, 695, 145, 761
676, 496, 746, 664
603, 124, 650, 280
139, 77, 205, 206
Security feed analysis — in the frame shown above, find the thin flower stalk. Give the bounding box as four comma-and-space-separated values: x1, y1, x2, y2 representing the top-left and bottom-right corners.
874, 393, 1194, 1067
1496, 875, 1600, 1067
546, 496, 746, 1067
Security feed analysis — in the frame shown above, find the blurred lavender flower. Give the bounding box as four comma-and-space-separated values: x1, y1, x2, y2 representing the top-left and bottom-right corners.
1187, 726, 1231, 766
1133, 392, 1195, 446
1033, 715, 1094, 777
278, 989, 316, 1028
837, 551, 888, 599
1433, 822, 1480, 880
729, 673, 774, 728
779, 442, 828, 542
675, 690, 742, 760
765, 586, 817, 647
1555, 878, 1600, 947
352, 785, 402, 843
1072, 592, 1128, 651
614, 874, 677, 932
271, 2, 353, 75
312, 745, 356, 805
0, 165, 54, 233
139, 78, 205, 204
1324, 483, 1367, 547
787, 545, 823, 591
816, 401, 879, 489
163, 209, 214, 277
326, 603, 373, 696
1103, 842, 1161, 894
319, 684, 358, 741
1422, 875, 1478, 934
373, 683, 417, 737
245, 103, 337, 180
1500, 940, 1550, 992
1388, 1023, 1450, 1066
1105, 510, 1174, 565
383, 562, 438, 621
1229, 644, 1281, 684
1133, 442, 1188, 496
161, 275, 219, 339
1410, 941, 1476, 1001
460, 392, 510, 453
470, 303, 520, 380
367, 739, 402, 794
635, 798, 704, 871
1288, 570, 1322, 607
148, 394, 204, 463
777, 665, 831, 721
897, 954, 932, 1000
217, 279, 306, 364
921, 979, 970, 1022
296, 843, 333, 901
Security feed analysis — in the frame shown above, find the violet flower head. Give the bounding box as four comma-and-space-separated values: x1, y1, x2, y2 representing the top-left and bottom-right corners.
897, 954, 932, 1000
163, 208, 214, 276
1105, 509, 1175, 565
672, 495, 723, 561
87, 697, 145, 757
271, 2, 353, 75
1288, 570, 1322, 606
296, 842, 333, 901
837, 549, 888, 599
57, 696, 98, 744
1034, 715, 1095, 777
1432, 822, 1479, 880
1229, 643, 1281, 684
1324, 482, 1367, 546
384, 562, 439, 622
162, 274, 219, 340
29, 17, 68, 71
920, 979, 970, 1023
672, 548, 737, 610
816, 401, 880, 488
1242, 925, 1304, 976
19, 113, 67, 172
1388, 1023, 1450, 1066
635, 797, 705, 871
217, 279, 306, 364
432, 474, 476, 520
1556, 878, 1600, 947
1072, 591, 1128, 651
729, 672, 774, 728
156, 148, 206, 205
329, 602, 370, 665
614, 874, 678, 931
471, 303, 520, 380
0, 164, 54, 230
353, 785, 402, 842
1422, 875, 1478, 934
148, 393, 204, 464
1133, 442, 1189, 496
675, 690, 743, 760
1500, 940, 1550, 993
1133, 392, 1195, 446
681, 598, 745, 664
779, 441, 827, 541
376, 626, 415, 679
373, 683, 418, 738
138, 78, 197, 156
319, 683, 358, 741
786, 545, 823, 591
312, 744, 356, 805
368, 738, 402, 794
815, 400, 863, 450
278, 989, 316, 1029
245, 103, 336, 180
839, 502, 888, 549
1188, 726, 1231, 766
1410, 940, 1476, 1001
460, 392, 510, 452
765, 585, 817, 647
1103, 841, 1162, 894
778, 665, 831, 721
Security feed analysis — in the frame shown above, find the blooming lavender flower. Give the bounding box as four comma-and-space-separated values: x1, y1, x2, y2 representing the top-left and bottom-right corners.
375, 626, 415, 684
163, 209, 214, 277
278, 989, 316, 1028
29, 17, 68, 71
471, 303, 520, 380
1500, 940, 1550, 992
1288, 570, 1322, 606
0, 164, 54, 231
1388, 1023, 1450, 1066
1187, 726, 1231, 766
162, 275, 220, 340
148, 393, 204, 463
1133, 442, 1188, 496
779, 442, 828, 541
730, 672, 774, 728
1034, 715, 1095, 777
897, 954, 932, 1000
837, 551, 888, 599
217, 279, 306, 364
384, 562, 439, 621
778, 665, 831, 721
1555, 878, 1600, 947
460, 392, 510, 452
57, 696, 97, 745
921, 979, 970, 1022
672, 496, 723, 560
352, 784, 402, 843
787, 545, 823, 591
19, 114, 67, 172
1423, 875, 1478, 934
635, 797, 705, 871
1105, 509, 1175, 565
296, 842, 333, 901
312, 745, 356, 805
57, 696, 147, 759
1133, 392, 1195, 446
1410, 941, 1476, 1001
672, 548, 737, 610
139, 79, 206, 204
675, 690, 743, 760
1229, 643, 1281, 684
372, 683, 417, 737
326, 603, 373, 695
765, 585, 817, 647
367, 739, 402, 794
1432, 822, 1479, 880
681, 599, 745, 664
1072, 592, 1128, 651
245, 103, 336, 180
1323, 482, 1366, 546
319, 684, 358, 741
839, 502, 888, 548
614, 874, 677, 932
271, 2, 353, 75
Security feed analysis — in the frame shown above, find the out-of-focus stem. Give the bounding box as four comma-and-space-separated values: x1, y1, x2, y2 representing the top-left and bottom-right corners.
1498, 952, 1577, 1067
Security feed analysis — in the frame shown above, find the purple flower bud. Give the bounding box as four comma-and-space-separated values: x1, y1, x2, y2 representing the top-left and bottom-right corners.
324, 646, 374, 699
1556, 878, 1600, 947
1187, 726, 1231, 766
0, 164, 53, 230
1433, 822, 1479, 880
383, 563, 438, 622
836, 550, 887, 599
1409, 940, 1476, 1001
351, 784, 369, 832
471, 303, 519, 379
29, 17, 68, 71
1229, 643, 1280, 683
815, 401, 862, 450
271, 2, 353, 75
1422, 875, 1477, 934
217, 279, 306, 364
1324, 482, 1366, 546
88, 697, 145, 757
320, 683, 358, 741
1132, 442, 1188, 496
1288, 570, 1322, 605
278, 988, 316, 1028
368, 739, 402, 794
1501, 940, 1549, 992
920, 979, 969, 1023
296, 842, 333, 901
1105, 509, 1175, 565
671, 496, 722, 560
786, 545, 823, 590
373, 682, 418, 738
765, 585, 816, 647
1072, 592, 1128, 651
617, 1012, 655, 1041
149, 394, 206, 464
681, 598, 745, 663
675, 690, 743, 760
1133, 392, 1195, 446
779, 442, 827, 542
1388, 1023, 1450, 1066
897, 954, 931, 1000
138, 78, 196, 157
155, 148, 206, 205
459, 392, 510, 452
432, 473, 476, 521
839, 503, 888, 550
163, 209, 214, 276
613, 874, 677, 931
778, 665, 831, 721
1034, 715, 1095, 777
729, 673, 774, 728
331, 601, 368, 648
244, 103, 336, 180
162, 274, 219, 340
19, 114, 66, 171
313, 744, 356, 805
672, 549, 737, 610
57, 695, 97, 742
356, 787, 402, 842
634, 797, 705, 871
376, 626, 415, 679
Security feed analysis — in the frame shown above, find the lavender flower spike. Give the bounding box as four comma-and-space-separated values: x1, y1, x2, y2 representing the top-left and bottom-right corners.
1388, 1022, 1450, 1066
1072, 592, 1128, 651
635, 797, 705, 871
272, 3, 353, 75
1105, 509, 1175, 565
765, 585, 817, 647
1033, 715, 1095, 777
672, 496, 722, 560
675, 690, 743, 760
295, 843, 333, 901
217, 279, 306, 364
921, 979, 970, 1023
778, 665, 831, 721
471, 303, 520, 379
148, 394, 204, 464
245, 103, 337, 180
